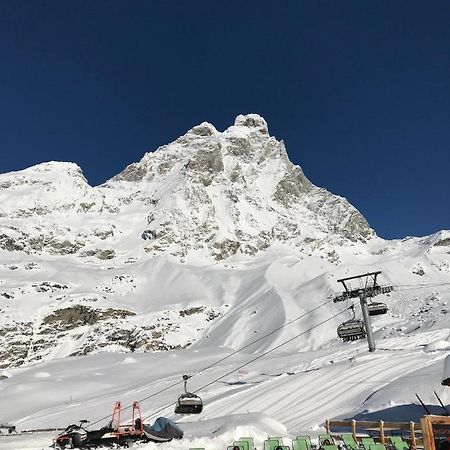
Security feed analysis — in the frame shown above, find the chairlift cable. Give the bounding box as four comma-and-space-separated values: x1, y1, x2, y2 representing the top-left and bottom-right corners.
143, 303, 355, 421
394, 285, 450, 293
394, 282, 450, 289
396, 287, 450, 291
87, 296, 336, 428
89, 280, 450, 427
189, 297, 337, 377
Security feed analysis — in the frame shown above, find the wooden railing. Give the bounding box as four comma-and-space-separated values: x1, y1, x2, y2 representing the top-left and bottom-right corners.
325, 419, 423, 449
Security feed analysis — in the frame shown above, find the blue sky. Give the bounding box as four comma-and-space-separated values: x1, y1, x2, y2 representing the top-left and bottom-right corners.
0, 1, 448, 239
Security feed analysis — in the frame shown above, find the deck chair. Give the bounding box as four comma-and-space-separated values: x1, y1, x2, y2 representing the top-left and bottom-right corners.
293, 438, 310, 450
234, 441, 249, 450
323, 445, 339, 450
229, 445, 244, 450
320, 435, 335, 445
342, 433, 359, 450
239, 437, 255, 450
361, 438, 376, 450
369, 445, 387, 450
390, 437, 409, 450
296, 436, 312, 448
264, 439, 282, 450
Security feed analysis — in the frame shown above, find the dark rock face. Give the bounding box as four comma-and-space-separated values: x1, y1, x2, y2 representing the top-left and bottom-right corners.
340, 211, 373, 242
0, 227, 85, 255
189, 122, 217, 136
41, 306, 135, 331
0, 233, 26, 252
274, 166, 313, 206
113, 162, 148, 182
234, 114, 269, 135
80, 249, 116, 260
186, 147, 224, 186
213, 239, 241, 260
435, 238, 450, 247
0, 323, 33, 368
227, 136, 252, 159
42, 305, 102, 330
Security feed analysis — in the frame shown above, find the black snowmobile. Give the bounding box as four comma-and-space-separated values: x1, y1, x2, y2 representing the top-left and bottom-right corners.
53, 401, 183, 449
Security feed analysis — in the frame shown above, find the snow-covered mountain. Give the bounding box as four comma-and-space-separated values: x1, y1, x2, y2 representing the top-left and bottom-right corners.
0, 115, 449, 448
0, 113, 379, 367
0, 114, 372, 263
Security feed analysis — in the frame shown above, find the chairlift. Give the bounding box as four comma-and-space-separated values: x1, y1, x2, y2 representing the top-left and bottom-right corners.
337, 320, 366, 341
367, 301, 388, 316
337, 307, 366, 342
174, 375, 203, 415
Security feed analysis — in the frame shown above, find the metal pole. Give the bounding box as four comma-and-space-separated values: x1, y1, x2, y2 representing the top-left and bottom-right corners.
359, 291, 376, 352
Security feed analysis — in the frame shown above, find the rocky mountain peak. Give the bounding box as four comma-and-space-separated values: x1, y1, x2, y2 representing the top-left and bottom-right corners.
0, 115, 374, 263
233, 113, 269, 135
0, 161, 86, 185
0, 161, 106, 218
111, 115, 275, 185
187, 121, 218, 137
103, 114, 374, 261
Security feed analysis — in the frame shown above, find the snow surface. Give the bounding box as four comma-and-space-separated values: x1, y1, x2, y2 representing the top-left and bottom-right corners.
0, 246, 449, 449
0, 115, 449, 449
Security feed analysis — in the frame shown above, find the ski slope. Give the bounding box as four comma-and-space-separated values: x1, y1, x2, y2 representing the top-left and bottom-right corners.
0, 336, 448, 449
0, 247, 449, 450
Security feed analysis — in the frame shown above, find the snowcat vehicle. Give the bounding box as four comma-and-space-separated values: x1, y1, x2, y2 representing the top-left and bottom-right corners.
53, 400, 183, 449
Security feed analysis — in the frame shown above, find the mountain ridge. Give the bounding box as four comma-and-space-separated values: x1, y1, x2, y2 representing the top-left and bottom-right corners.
0, 114, 374, 263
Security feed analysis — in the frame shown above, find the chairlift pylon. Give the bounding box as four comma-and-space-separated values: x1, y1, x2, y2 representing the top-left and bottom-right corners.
174, 375, 203, 415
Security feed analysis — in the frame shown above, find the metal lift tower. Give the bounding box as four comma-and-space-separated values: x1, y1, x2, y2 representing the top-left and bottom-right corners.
333, 271, 394, 352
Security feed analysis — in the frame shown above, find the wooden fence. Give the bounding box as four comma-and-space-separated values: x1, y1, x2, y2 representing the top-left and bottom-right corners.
325, 419, 422, 449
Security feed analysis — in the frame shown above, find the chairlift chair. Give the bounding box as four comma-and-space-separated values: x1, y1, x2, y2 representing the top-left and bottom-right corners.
174, 375, 203, 414
337, 307, 366, 342
337, 319, 366, 341
367, 301, 388, 316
